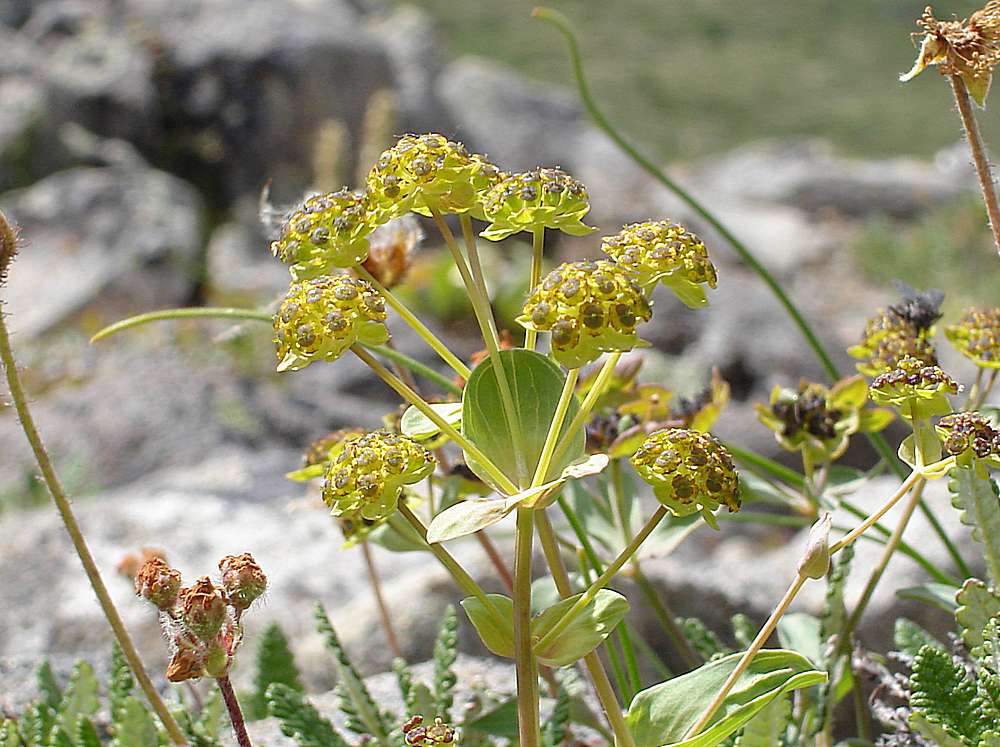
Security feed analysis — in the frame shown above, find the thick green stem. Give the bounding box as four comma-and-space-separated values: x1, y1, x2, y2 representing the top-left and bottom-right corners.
351, 345, 517, 494
513, 509, 540, 747
526, 226, 545, 351
535, 506, 668, 654
531, 368, 579, 486
0, 311, 189, 745
534, 512, 637, 747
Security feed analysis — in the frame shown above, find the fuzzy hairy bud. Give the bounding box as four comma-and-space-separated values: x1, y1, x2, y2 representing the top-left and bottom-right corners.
274, 274, 389, 372
481, 167, 593, 240
322, 431, 434, 521
179, 577, 228, 642
219, 553, 267, 611
359, 215, 423, 289
519, 259, 652, 369
134, 557, 182, 611
630, 428, 740, 521
601, 220, 718, 307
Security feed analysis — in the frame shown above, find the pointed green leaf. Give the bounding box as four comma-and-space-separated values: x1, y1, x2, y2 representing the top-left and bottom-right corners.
426, 497, 511, 543
460, 594, 515, 659
734, 693, 791, 747
59, 661, 99, 729
401, 403, 463, 441
897, 583, 960, 613
77, 717, 102, 747
117, 698, 159, 747
776, 613, 823, 667
37, 661, 62, 709
956, 579, 1000, 650
532, 590, 629, 667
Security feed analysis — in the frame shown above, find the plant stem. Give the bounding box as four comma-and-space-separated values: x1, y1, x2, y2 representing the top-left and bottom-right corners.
351, 345, 517, 494
535, 506, 668, 654
394, 503, 500, 620
217, 676, 253, 747
950, 74, 1000, 259
353, 264, 471, 380
360, 540, 402, 658
526, 226, 545, 351
459, 214, 492, 303
830, 471, 921, 554
684, 573, 809, 738
551, 352, 621, 466
531, 368, 579, 486
431, 210, 527, 485
513, 508, 540, 747
0, 311, 189, 745
534, 512, 636, 747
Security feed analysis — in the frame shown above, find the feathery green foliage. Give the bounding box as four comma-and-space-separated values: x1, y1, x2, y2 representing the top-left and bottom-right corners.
266, 684, 351, 747
246, 623, 304, 720
949, 466, 1000, 587
677, 616, 730, 662
909, 645, 983, 744
432, 605, 459, 720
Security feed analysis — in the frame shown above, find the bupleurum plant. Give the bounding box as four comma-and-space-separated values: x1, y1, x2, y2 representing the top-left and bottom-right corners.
5, 4, 1000, 747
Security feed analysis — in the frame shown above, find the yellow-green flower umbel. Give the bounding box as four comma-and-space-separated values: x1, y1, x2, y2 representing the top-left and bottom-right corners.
366, 133, 499, 223
630, 428, 740, 529
946, 307, 1000, 369
849, 289, 942, 377
519, 259, 652, 369
270, 190, 374, 280
480, 168, 594, 240
322, 431, 434, 521
274, 275, 389, 372
755, 376, 893, 464
600, 220, 718, 307
869, 356, 960, 419
937, 411, 1000, 461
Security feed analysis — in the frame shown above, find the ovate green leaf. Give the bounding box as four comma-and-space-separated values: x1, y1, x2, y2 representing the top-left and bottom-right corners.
532, 590, 630, 667
460, 595, 515, 659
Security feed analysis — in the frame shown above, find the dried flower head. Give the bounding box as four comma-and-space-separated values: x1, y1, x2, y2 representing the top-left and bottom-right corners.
630, 428, 740, 526
902, 3, 1000, 106
134, 557, 182, 610
366, 133, 487, 223
274, 274, 389, 372
358, 215, 423, 289
270, 190, 374, 280
0, 209, 18, 287
323, 431, 434, 521
403, 716, 457, 747
600, 221, 718, 307
849, 291, 942, 377
519, 259, 652, 369
218, 553, 267, 611
481, 168, 594, 240
166, 644, 205, 683
179, 577, 228, 642
946, 306, 1000, 368
937, 412, 1000, 458
118, 547, 167, 581
869, 356, 960, 418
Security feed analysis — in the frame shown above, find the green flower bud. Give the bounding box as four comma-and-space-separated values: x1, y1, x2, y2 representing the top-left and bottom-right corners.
218, 553, 267, 612
480, 168, 594, 240
630, 428, 740, 523
366, 133, 485, 223
600, 221, 718, 307
945, 307, 1000, 369
869, 356, 959, 418
203, 642, 229, 679
937, 412, 1000, 459
274, 275, 389, 372
179, 577, 228, 642
270, 190, 374, 280
518, 259, 652, 369
322, 431, 435, 521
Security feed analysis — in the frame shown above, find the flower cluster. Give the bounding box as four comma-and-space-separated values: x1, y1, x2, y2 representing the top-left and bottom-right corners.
274, 275, 389, 372
946, 307, 1000, 368
519, 260, 652, 368
270, 190, 373, 279
630, 428, 740, 525
600, 221, 718, 307
403, 716, 457, 747
869, 356, 960, 419
135, 555, 266, 681
322, 431, 434, 521
849, 292, 942, 377
481, 168, 594, 240
937, 412, 1000, 459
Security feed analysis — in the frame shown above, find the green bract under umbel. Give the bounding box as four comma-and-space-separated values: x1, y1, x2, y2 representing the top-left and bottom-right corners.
273, 275, 389, 372
869, 356, 960, 419
946, 307, 1000, 369
322, 431, 434, 522
600, 220, 718, 308
848, 309, 938, 378
270, 190, 375, 280
754, 376, 892, 464
630, 428, 740, 527
518, 259, 652, 369
365, 133, 504, 223
480, 168, 594, 240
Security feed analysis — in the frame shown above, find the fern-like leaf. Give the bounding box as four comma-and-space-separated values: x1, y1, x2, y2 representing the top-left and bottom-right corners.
248, 623, 303, 720
50, 724, 73, 747
432, 605, 458, 720
0, 720, 20, 747
266, 683, 350, 747
108, 644, 134, 732
116, 698, 159, 747
314, 603, 393, 745
542, 686, 570, 747
730, 614, 755, 650
36, 661, 62, 710
894, 617, 944, 657
20, 703, 55, 747
77, 717, 102, 747
957, 579, 1000, 651
949, 465, 1000, 587
677, 617, 730, 661
910, 644, 982, 744
59, 661, 99, 732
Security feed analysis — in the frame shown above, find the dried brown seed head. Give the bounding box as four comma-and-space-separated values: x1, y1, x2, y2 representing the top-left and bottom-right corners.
179, 576, 228, 641
134, 557, 182, 611
218, 552, 267, 611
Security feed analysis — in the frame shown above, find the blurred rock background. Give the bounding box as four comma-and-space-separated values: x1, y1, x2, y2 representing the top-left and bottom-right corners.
0, 0, 996, 714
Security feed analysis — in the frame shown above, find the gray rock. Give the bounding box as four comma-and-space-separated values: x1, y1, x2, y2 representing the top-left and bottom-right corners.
0, 75, 48, 191
205, 221, 290, 302
0, 166, 204, 337
437, 57, 584, 171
